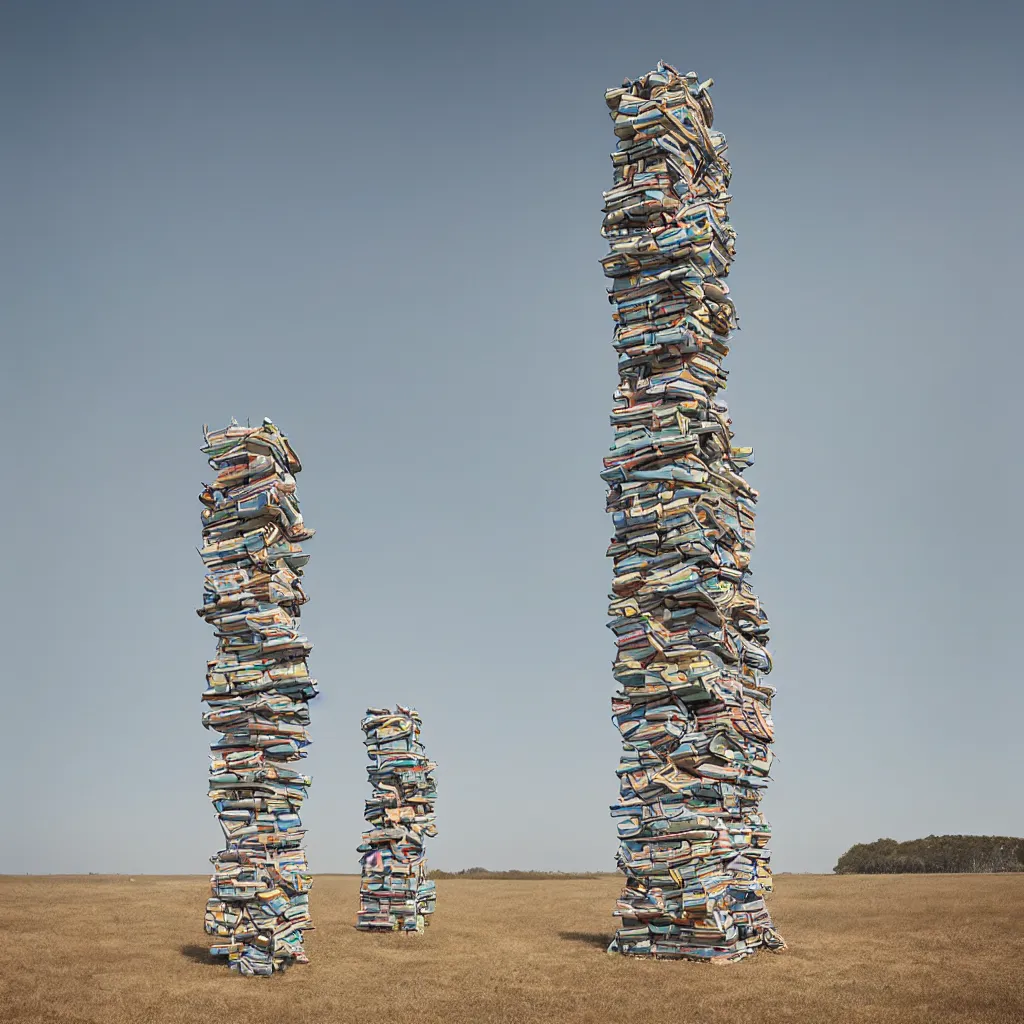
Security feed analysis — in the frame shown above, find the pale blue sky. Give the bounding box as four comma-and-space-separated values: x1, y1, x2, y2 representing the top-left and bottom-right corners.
2, 0, 1022, 874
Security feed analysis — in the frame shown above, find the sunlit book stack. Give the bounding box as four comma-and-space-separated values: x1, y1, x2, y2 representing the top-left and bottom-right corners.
601, 63, 785, 961
197, 418, 318, 974
356, 706, 438, 933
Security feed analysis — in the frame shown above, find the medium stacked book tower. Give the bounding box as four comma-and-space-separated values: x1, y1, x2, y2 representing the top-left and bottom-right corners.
356, 706, 438, 933
601, 63, 785, 961
197, 418, 318, 975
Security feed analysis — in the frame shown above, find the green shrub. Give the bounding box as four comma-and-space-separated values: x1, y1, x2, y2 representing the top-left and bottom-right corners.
834, 835, 1024, 874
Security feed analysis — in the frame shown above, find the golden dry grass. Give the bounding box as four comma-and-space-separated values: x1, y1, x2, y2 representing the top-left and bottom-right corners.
1, 873, 1022, 1024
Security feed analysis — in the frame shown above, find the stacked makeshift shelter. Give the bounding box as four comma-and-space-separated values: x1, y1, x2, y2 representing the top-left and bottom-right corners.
356, 706, 438, 932
197, 418, 318, 974
601, 63, 785, 961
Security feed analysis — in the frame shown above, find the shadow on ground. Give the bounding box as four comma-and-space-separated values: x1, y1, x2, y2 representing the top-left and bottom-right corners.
558, 931, 612, 950
180, 944, 220, 966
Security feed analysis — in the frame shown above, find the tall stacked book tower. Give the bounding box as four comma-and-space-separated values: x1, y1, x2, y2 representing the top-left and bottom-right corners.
356, 706, 438, 933
601, 63, 785, 961
197, 418, 318, 975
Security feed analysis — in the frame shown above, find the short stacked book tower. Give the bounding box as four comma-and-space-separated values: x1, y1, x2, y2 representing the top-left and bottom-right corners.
356, 706, 438, 933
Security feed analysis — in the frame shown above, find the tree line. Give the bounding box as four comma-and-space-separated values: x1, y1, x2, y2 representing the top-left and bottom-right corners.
834, 835, 1024, 874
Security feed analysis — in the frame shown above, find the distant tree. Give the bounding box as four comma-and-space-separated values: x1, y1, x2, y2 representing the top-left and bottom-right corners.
834, 836, 1024, 874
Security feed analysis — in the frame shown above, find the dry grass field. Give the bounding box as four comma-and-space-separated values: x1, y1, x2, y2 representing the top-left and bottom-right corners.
1, 873, 1021, 1024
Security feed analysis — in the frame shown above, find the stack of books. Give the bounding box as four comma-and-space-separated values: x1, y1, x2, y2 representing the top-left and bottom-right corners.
197, 418, 318, 974
356, 706, 438, 933
601, 63, 785, 962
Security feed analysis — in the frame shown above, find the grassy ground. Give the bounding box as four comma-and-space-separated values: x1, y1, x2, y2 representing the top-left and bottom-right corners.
1, 873, 1021, 1024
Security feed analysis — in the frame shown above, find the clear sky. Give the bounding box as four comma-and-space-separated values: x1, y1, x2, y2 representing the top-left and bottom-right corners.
2, 0, 1022, 875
